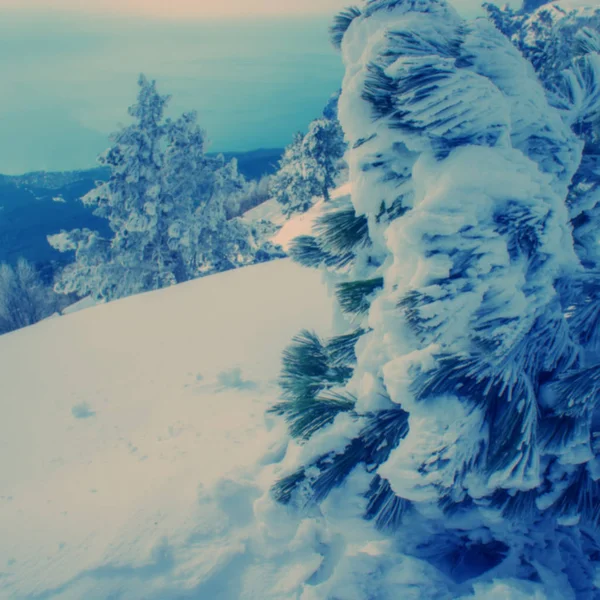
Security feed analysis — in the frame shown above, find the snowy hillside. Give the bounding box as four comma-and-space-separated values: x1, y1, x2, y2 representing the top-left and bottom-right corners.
242, 182, 352, 251
0, 259, 334, 599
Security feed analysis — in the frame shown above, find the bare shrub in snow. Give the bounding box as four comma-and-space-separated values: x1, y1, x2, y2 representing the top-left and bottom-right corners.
0, 258, 61, 334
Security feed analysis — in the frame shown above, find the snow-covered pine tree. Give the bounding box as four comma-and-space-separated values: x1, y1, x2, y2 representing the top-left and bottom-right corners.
50, 75, 177, 300
160, 112, 253, 277
50, 75, 272, 302
271, 112, 346, 215
271, 0, 600, 595
270, 133, 321, 216
302, 118, 346, 203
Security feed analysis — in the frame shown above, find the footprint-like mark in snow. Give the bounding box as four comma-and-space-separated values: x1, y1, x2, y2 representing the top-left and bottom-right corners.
71, 402, 96, 419
216, 367, 257, 391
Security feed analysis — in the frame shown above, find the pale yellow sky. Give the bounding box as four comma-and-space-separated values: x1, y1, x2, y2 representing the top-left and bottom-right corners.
0, 0, 502, 18
0, 0, 351, 18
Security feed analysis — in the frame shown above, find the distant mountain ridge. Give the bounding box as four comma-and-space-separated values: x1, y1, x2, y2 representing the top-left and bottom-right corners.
0, 148, 283, 189
0, 168, 110, 192
0, 148, 283, 277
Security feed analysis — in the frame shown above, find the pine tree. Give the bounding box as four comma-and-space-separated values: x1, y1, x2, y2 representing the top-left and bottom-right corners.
302, 118, 346, 202
270, 133, 320, 216
49, 75, 273, 302
270, 0, 600, 595
270, 114, 346, 215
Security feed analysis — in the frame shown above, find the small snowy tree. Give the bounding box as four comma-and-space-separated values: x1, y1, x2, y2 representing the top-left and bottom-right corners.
271, 114, 346, 215
302, 118, 346, 202
270, 133, 320, 216
50, 75, 272, 302
268, 0, 600, 597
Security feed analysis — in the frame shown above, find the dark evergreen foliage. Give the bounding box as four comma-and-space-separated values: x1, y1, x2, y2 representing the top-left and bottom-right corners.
398, 289, 438, 342
272, 408, 409, 507
271, 469, 308, 505
312, 201, 370, 256
278, 330, 347, 402
538, 414, 582, 453
381, 196, 410, 221
271, 331, 359, 441
336, 277, 384, 314
271, 391, 356, 441
288, 234, 356, 270
498, 308, 580, 378
487, 488, 539, 522
364, 475, 411, 531
564, 275, 600, 354
523, 0, 552, 13
326, 328, 366, 367
289, 200, 372, 271
330, 6, 362, 50
547, 363, 600, 418
288, 235, 333, 269
362, 63, 397, 119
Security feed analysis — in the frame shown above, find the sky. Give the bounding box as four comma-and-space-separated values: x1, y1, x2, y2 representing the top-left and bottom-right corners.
1, 0, 351, 18
0, 0, 515, 175
0, 12, 344, 174
2, 0, 500, 18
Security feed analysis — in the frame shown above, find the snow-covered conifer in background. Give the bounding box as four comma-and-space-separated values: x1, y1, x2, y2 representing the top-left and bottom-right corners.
302, 118, 346, 202
271, 112, 346, 215
270, 0, 600, 596
270, 133, 320, 216
50, 75, 275, 302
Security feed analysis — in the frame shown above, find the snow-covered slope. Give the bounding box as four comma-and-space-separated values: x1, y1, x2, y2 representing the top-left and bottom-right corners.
0, 259, 334, 599
248, 183, 352, 252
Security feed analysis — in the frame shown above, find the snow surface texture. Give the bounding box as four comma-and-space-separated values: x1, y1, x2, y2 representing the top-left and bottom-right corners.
0, 259, 334, 599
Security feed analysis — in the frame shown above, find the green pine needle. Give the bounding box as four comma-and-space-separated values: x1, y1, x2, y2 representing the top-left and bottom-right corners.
336, 277, 384, 314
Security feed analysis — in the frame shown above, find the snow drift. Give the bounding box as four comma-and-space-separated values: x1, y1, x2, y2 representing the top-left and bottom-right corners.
0, 259, 334, 599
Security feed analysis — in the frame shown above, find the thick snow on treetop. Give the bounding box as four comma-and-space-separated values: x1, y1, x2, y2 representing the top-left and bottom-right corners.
0, 259, 334, 599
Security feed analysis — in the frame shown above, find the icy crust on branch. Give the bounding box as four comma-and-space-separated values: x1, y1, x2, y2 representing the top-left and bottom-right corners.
265, 0, 600, 597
